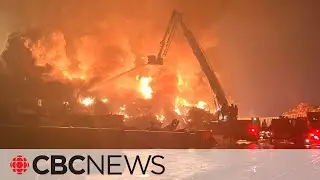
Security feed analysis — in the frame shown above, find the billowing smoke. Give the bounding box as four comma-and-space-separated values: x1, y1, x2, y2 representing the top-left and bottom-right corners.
0, 0, 230, 127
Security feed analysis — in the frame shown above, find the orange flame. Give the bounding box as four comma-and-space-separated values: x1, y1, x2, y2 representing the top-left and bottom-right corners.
137, 75, 153, 99
118, 104, 129, 119
80, 97, 94, 106
21, 29, 221, 122
174, 96, 212, 116
174, 96, 190, 116
155, 114, 165, 123
100, 98, 109, 103
195, 101, 209, 110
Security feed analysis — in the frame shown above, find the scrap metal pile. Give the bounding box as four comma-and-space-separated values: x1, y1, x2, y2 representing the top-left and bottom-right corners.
283, 103, 320, 118
0, 30, 217, 130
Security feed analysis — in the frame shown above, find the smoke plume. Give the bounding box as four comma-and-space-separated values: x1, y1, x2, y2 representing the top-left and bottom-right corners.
0, 0, 230, 125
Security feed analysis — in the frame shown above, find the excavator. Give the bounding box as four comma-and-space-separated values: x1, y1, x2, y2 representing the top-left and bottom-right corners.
148, 10, 238, 123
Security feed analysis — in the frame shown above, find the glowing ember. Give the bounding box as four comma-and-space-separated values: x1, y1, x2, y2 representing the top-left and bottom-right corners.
62, 71, 86, 80
118, 105, 129, 119
175, 96, 191, 107
120, 105, 126, 111
37, 99, 42, 107
137, 76, 153, 99
195, 101, 208, 110
174, 97, 212, 116
177, 72, 184, 86
155, 114, 165, 123
80, 97, 94, 106
100, 98, 109, 103
174, 97, 191, 116
174, 108, 182, 116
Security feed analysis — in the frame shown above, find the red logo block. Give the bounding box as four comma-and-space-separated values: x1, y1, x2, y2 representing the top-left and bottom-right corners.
10, 155, 30, 175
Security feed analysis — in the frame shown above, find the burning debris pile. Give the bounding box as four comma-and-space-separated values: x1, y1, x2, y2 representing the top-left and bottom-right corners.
0, 28, 218, 129
283, 103, 320, 118
0, 0, 232, 129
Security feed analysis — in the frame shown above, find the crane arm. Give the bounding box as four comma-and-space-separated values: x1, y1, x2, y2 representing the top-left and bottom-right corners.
148, 11, 179, 65
156, 12, 178, 64
149, 10, 236, 119
174, 12, 230, 107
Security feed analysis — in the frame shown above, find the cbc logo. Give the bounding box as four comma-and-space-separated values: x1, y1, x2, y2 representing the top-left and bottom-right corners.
10, 155, 30, 175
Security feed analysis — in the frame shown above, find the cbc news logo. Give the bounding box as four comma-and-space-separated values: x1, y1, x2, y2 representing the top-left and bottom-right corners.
10, 155, 30, 175
9, 154, 165, 176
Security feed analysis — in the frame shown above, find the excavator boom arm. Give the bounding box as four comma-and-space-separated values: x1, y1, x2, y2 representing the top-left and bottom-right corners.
175, 12, 230, 107
156, 12, 178, 61
152, 10, 235, 117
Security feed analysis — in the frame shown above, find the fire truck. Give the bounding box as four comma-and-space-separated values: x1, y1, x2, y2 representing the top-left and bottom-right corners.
268, 112, 320, 148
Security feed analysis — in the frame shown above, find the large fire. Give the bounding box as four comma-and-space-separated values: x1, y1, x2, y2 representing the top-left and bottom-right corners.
13, 28, 219, 128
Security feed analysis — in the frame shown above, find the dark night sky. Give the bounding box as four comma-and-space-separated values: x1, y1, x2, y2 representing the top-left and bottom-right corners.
0, 0, 320, 116
208, 0, 320, 116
